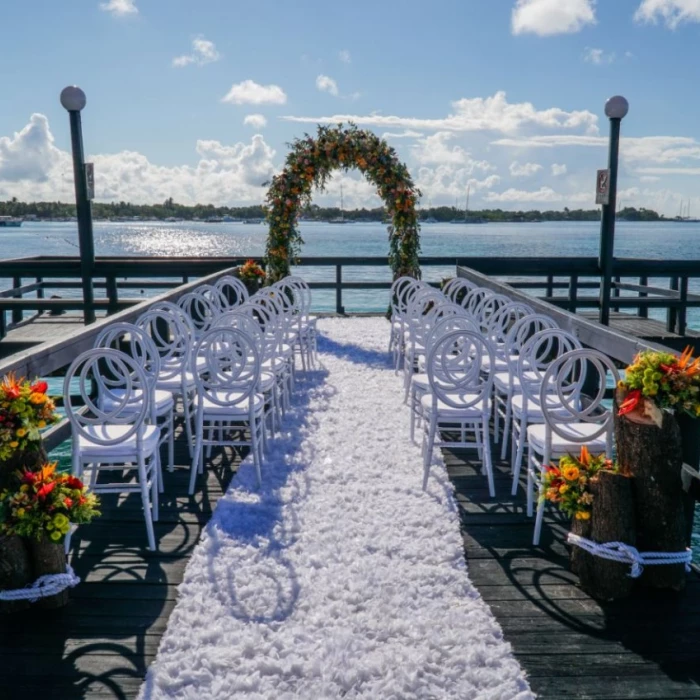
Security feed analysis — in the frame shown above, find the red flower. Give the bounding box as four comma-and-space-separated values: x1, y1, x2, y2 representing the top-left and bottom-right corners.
64, 497, 73, 508
37, 482, 56, 500
618, 389, 642, 416
30, 381, 48, 394
66, 476, 84, 490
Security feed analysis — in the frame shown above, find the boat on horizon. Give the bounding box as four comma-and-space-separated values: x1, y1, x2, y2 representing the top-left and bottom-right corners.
243, 218, 263, 224
329, 185, 353, 224
0, 216, 22, 227
449, 185, 487, 224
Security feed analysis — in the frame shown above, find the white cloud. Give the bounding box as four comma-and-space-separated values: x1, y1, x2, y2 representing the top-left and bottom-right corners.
635, 0, 700, 28
509, 161, 543, 177
0, 114, 277, 205
221, 80, 287, 106
492, 135, 605, 148
639, 175, 661, 182
173, 37, 221, 67
411, 132, 497, 171
100, 0, 137, 15
382, 130, 424, 140
243, 114, 268, 130
415, 166, 501, 204
283, 91, 598, 135
635, 166, 700, 175
583, 47, 615, 64
512, 0, 596, 36
316, 74, 339, 96
551, 163, 568, 176
339, 50, 352, 64
484, 186, 591, 204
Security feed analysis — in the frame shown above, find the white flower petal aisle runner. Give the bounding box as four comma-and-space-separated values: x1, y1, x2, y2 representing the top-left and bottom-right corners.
140, 318, 532, 699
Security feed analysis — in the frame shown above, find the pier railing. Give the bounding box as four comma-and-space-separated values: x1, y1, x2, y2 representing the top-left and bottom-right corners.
0, 255, 700, 341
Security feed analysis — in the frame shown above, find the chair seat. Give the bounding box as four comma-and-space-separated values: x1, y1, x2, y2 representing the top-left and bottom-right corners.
511, 393, 572, 421
493, 370, 547, 394
412, 373, 464, 391
481, 354, 512, 372
527, 423, 608, 456
260, 371, 276, 391
156, 371, 196, 391
200, 391, 264, 416
421, 393, 491, 417
100, 389, 174, 416
78, 424, 160, 457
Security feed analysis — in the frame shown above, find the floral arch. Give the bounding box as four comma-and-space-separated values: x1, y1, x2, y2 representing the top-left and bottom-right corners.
264, 124, 421, 283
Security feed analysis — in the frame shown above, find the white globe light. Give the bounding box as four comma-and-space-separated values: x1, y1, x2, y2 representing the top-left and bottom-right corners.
60, 86, 87, 112
604, 95, 629, 120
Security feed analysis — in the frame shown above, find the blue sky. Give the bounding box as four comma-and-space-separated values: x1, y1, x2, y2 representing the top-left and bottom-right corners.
2, 0, 700, 214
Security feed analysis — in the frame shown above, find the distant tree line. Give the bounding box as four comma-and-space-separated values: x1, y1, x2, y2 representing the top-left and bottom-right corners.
0, 197, 664, 223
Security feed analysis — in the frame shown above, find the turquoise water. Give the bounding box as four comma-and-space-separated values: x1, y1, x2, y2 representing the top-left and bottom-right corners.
6, 220, 700, 560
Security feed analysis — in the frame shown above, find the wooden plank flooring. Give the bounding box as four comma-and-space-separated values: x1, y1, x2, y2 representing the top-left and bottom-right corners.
445, 446, 700, 700
581, 312, 700, 342
1, 430, 699, 698
0, 436, 242, 700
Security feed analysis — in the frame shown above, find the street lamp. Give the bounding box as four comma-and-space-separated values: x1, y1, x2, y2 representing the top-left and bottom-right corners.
598, 95, 629, 326
60, 85, 95, 324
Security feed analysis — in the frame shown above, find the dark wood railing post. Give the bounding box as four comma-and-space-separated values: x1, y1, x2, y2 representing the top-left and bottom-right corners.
335, 264, 344, 314
638, 275, 648, 318
106, 276, 119, 315
678, 276, 688, 337
667, 276, 679, 334
36, 277, 44, 300
12, 276, 22, 325
546, 275, 554, 299
0, 310, 5, 340
568, 275, 579, 314
612, 275, 621, 313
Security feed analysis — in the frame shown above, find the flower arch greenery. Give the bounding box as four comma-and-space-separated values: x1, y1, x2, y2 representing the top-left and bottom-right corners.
264, 124, 421, 283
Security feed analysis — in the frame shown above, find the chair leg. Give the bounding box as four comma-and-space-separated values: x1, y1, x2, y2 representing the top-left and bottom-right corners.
182, 388, 195, 459
482, 419, 495, 498
139, 458, 156, 551
251, 414, 263, 487
167, 409, 175, 472
189, 418, 204, 495
422, 413, 438, 490
152, 454, 160, 522
533, 471, 546, 546
500, 390, 512, 461
526, 446, 535, 517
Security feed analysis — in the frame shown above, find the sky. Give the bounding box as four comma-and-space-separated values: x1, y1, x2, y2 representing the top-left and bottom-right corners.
2, 0, 700, 214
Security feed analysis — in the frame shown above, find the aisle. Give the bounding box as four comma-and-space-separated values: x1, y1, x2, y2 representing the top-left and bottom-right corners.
139, 318, 532, 699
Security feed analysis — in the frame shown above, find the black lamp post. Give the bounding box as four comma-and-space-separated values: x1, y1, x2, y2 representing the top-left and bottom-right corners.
598, 95, 629, 326
60, 85, 96, 325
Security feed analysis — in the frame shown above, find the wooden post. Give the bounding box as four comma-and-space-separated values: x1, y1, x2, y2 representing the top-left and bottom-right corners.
568, 275, 579, 314
615, 403, 688, 590
12, 276, 22, 325
575, 471, 636, 601
335, 264, 344, 315
667, 276, 679, 334
612, 275, 621, 313
106, 275, 118, 315
678, 276, 688, 337
0, 535, 32, 614
638, 275, 648, 318
28, 539, 70, 609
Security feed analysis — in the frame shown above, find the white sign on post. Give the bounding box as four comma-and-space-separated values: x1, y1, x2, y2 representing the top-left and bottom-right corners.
85, 163, 95, 201
595, 168, 610, 206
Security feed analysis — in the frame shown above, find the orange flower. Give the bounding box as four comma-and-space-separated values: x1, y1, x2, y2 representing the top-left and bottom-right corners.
2, 373, 21, 400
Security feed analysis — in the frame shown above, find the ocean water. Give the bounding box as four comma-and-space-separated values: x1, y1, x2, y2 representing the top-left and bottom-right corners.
6, 220, 700, 560
7, 219, 700, 317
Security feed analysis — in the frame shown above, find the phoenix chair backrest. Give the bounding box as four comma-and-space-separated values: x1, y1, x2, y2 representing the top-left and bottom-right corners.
541, 348, 619, 448
215, 310, 265, 357
135, 307, 192, 380
391, 276, 422, 320
94, 322, 161, 390
177, 291, 221, 337
445, 278, 477, 305
425, 314, 480, 355
462, 287, 493, 317
193, 284, 229, 313
485, 302, 535, 346
192, 327, 261, 408
426, 329, 496, 411
277, 276, 312, 317
214, 275, 249, 309
149, 301, 196, 338
503, 314, 559, 370
517, 328, 582, 406
64, 348, 150, 447
473, 293, 512, 333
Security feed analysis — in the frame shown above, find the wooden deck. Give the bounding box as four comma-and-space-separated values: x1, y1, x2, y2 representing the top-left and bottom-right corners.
581, 312, 700, 344
446, 447, 700, 699
0, 436, 242, 700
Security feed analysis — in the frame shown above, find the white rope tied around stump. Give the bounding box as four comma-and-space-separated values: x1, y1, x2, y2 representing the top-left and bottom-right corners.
567, 532, 692, 579
0, 565, 80, 603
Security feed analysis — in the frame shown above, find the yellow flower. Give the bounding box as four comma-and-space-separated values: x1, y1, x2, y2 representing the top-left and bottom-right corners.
20, 484, 28, 493
53, 513, 69, 530
575, 511, 591, 520
15, 508, 25, 518
37, 420, 46, 429
49, 530, 62, 542
29, 393, 47, 405
559, 484, 569, 494
15, 428, 26, 438
562, 465, 580, 481
9, 441, 18, 448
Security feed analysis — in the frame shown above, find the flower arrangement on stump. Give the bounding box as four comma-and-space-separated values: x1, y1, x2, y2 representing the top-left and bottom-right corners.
237, 259, 266, 295
542, 446, 617, 522
264, 123, 421, 283
0, 375, 58, 489
0, 463, 100, 610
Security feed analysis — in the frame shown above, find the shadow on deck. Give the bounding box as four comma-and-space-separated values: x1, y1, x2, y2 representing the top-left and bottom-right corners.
445, 446, 700, 700
0, 436, 242, 700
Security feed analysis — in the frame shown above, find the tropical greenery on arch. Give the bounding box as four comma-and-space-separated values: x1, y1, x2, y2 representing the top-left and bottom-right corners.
264, 124, 421, 283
